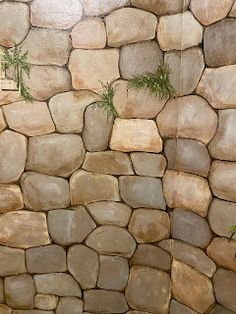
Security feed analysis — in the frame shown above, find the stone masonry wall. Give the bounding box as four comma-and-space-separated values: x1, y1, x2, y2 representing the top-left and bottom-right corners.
0, 0, 236, 313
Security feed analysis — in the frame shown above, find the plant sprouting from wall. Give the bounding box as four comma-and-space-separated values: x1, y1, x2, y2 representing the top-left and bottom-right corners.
229, 225, 236, 242
96, 82, 119, 118
128, 62, 176, 100
1, 45, 33, 101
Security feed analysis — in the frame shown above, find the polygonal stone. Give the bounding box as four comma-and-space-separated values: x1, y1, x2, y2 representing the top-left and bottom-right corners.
69, 49, 119, 91
35, 294, 58, 311
0, 108, 6, 131
67, 244, 99, 290
119, 176, 166, 210
21, 172, 70, 211
131, 153, 166, 177
0, 90, 22, 106
81, 0, 129, 16
0, 130, 27, 184
27, 134, 85, 177
170, 209, 212, 248
86, 226, 136, 258
0, 184, 24, 213
156, 95, 218, 144
31, 0, 83, 29
209, 161, 236, 202
196, 65, 236, 109
131, 0, 190, 15
56, 297, 83, 314
172, 259, 215, 313
71, 18, 106, 49
0, 246, 26, 276
125, 266, 171, 314
169, 300, 198, 314
0, 211, 50, 248
120, 41, 163, 79
157, 12, 203, 51
163, 171, 212, 217
3, 101, 55, 136
48, 208, 96, 246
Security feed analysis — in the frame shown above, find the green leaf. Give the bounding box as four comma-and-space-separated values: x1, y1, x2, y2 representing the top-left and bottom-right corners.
96, 82, 119, 118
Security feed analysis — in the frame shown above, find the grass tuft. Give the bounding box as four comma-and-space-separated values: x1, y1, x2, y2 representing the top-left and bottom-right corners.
96, 82, 119, 118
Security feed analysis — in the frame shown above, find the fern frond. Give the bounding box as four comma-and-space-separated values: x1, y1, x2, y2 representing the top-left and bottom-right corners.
96, 82, 119, 118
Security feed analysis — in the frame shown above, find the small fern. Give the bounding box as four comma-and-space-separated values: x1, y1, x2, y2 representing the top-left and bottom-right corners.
96, 82, 119, 118
128, 63, 175, 100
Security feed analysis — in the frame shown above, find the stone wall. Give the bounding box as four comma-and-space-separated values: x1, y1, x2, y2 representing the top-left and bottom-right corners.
0, 0, 236, 313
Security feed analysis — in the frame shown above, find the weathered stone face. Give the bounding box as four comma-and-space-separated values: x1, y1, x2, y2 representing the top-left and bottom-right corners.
169, 300, 198, 314
0, 184, 24, 213
131, 153, 166, 177
214, 304, 235, 314
131, 0, 190, 15
0, 246, 26, 276
35, 294, 58, 311
0, 108, 6, 132
230, 1, 236, 16
81, 0, 129, 16
56, 297, 83, 314
0, 280, 4, 303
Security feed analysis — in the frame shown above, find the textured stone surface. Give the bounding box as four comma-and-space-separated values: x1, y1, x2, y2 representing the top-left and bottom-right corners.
0, 108, 6, 131
172, 259, 215, 313
156, 96, 217, 144
169, 300, 198, 314
119, 176, 166, 209
230, 1, 236, 16
209, 161, 236, 202
129, 209, 170, 243
0, 90, 22, 106
21, 172, 70, 211
0, 305, 12, 314
170, 209, 212, 248
0, 211, 50, 248
86, 226, 136, 258
0, 184, 24, 213
120, 41, 163, 79
68, 244, 99, 290
31, 0, 83, 29
163, 171, 212, 217
157, 12, 203, 51
197, 65, 236, 109
0, 130, 27, 184
69, 49, 119, 91
81, 0, 129, 16
214, 304, 235, 314
35, 294, 58, 311
110, 119, 162, 153
3, 101, 55, 136
48, 208, 96, 246
27, 134, 85, 177
125, 266, 171, 313
70, 170, 120, 205
0, 246, 26, 276
56, 297, 83, 314
12, 310, 54, 314
0, 278, 4, 303
131, 0, 190, 15
131, 153, 166, 177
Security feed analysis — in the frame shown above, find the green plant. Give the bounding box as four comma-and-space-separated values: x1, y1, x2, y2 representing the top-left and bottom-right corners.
128, 63, 175, 100
1, 45, 33, 101
96, 82, 119, 118
229, 225, 236, 241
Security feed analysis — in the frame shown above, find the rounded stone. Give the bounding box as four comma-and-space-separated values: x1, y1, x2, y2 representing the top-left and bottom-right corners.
0, 246, 26, 276
170, 300, 198, 314
131, 0, 190, 15
81, 0, 129, 16
56, 297, 83, 314
0, 184, 24, 213
131, 153, 167, 177
35, 294, 59, 311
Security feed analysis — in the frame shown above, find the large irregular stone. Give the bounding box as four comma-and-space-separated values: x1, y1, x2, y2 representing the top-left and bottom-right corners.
3, 101, 55, 136
130, 244, 171, 271
0, 246, 26, 276
159, 239, 216, 277
204, 19, 236, 67
71, 18, 106, 49
0, 2, 29, 47
24, 65, 71, 101
35, 294, 58, 311
209, 161, 236, 202
172, 259, 215, 313
34, 274, 81, 297
0, 108, 6, 132
0, 130, 27, 184
170, 209, 212, 248
110, 119, 163, 153
209, 199, 236, 237
129, 209, 170, 243
131, 0, 190, 15
98, 255, 129, 290
207, 238, 236, 272
83, 104, 113, 151
106, 8, 156, 47
163, 171, 212, 217
21, 28, 71, 66
5, 274, 35, 309
125, 266, 171, 313
169, 300, 198, 314
0, 184, 24, 213
87, 201, 131, 227
165, 139, 211, 177
0, 211, 50, 248
157, 12, 203, 51
84, 290, 128, 313
31, 0, 83, 29
86, 226, 136, 258
196, 65, 236, 109
26, 245, 66, 274
156, 96, 217, 144
213, 269, 236, 312
56, 297, 83, 314
27, 134, 85, 177
68, 244, 99, 290
21, 172, 70, 211
209, 110, 236, 161
81, 0, 129, 16
120, 41, 163, 79
119, 176, 166, 209
48, 207, 96, 246
164, 47, 204, 96
131, 153, 166, 177
69, 49, 119, 91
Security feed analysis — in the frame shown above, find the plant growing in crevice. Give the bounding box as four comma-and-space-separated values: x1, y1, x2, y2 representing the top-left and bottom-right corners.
1, 45, 33, 101
128, 62, 176, 100
96, 82, 119, 118
229, 225, 236, 260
